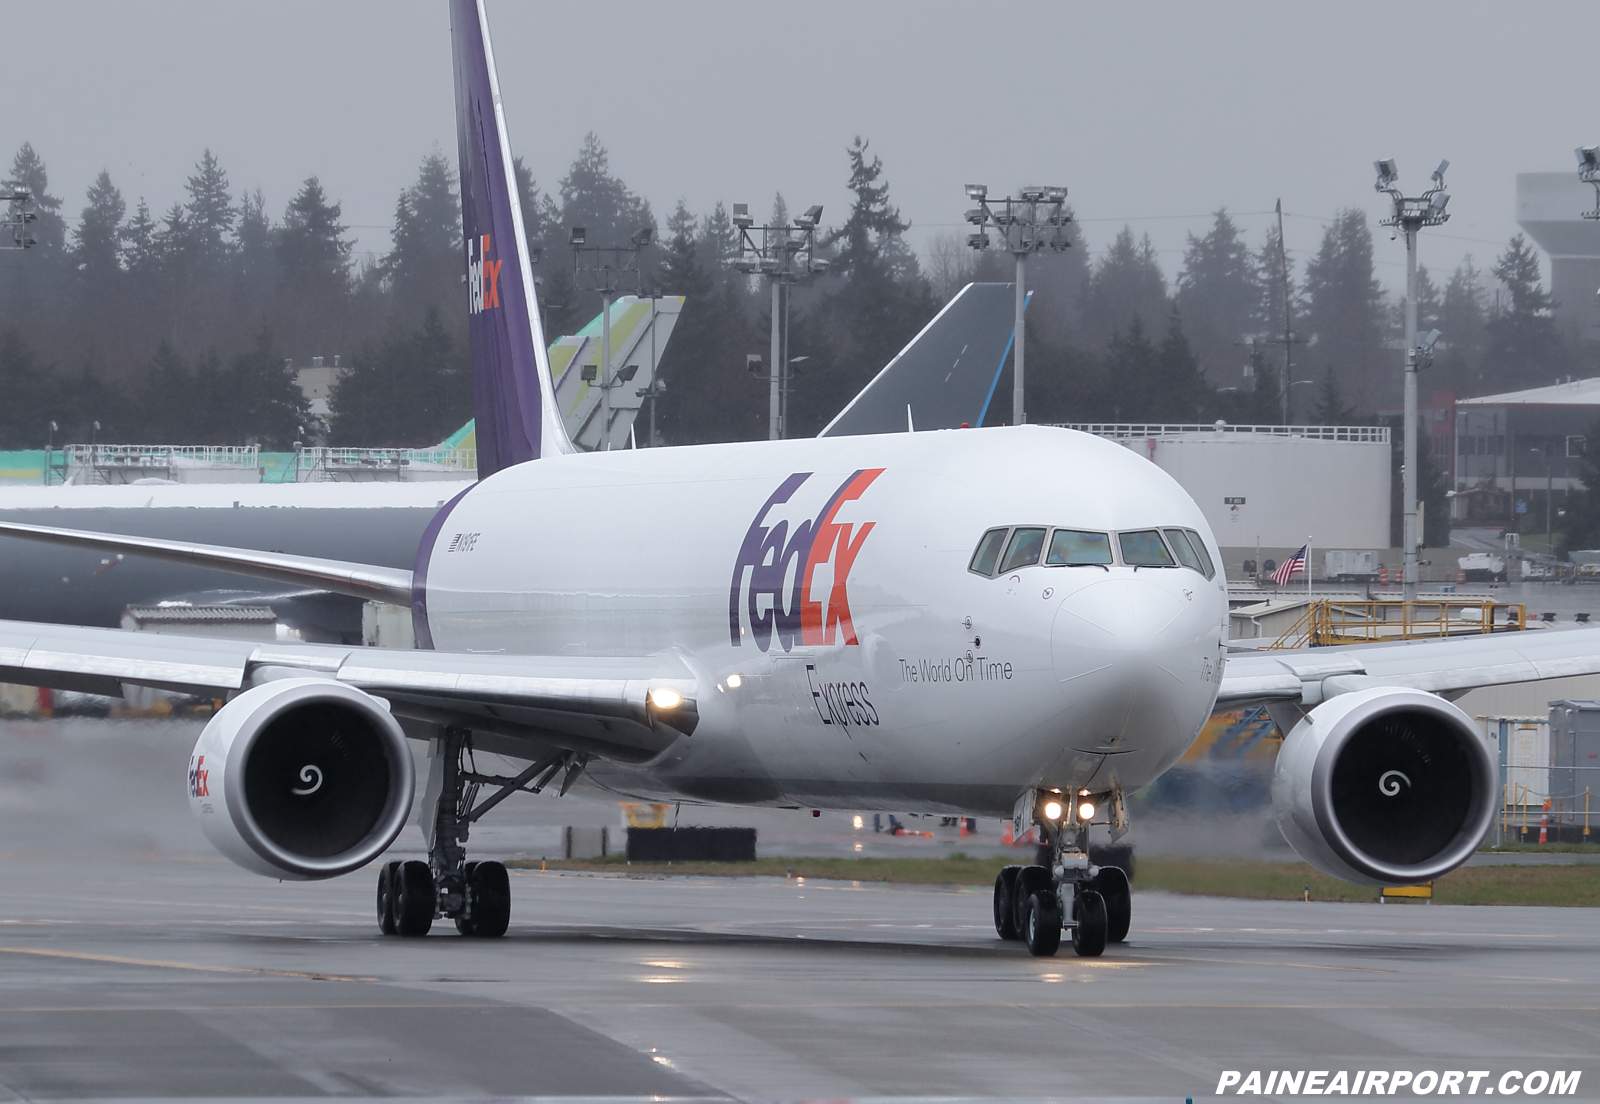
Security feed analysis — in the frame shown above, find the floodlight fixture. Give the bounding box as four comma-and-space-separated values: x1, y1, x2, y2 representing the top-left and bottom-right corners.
808, 257, 830, 274
581, 363, 598, 382
967, 232, 990, 250
1375, 159, 1399, 188
1430, 191, 1450, 213
965, 183, 988, 200
1418, 329, 1442, 354
631, 226, 654, 248
731, 203, 754, 229
1020, 185, 1046, 201
794, 204, 823, 228
745, 354, 763, 374
1431, 159, 1450, 184
616, 363, 639, 383
1045, 186, 1068, 202
965, 208, 988, 225
568, 226, 586, 246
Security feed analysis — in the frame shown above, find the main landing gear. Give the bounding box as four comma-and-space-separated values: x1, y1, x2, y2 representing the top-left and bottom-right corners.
376, 726, 586, 938
992, 788, 1132, 958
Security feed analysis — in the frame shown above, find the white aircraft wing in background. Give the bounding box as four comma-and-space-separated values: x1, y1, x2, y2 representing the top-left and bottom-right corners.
1217, 627, 1600, 711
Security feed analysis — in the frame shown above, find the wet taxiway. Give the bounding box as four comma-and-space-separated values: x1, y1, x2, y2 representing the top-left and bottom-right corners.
0, 716, 1596, 1102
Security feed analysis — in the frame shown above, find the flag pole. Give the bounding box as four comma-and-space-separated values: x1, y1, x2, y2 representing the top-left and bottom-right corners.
1307, 534, 1313, 603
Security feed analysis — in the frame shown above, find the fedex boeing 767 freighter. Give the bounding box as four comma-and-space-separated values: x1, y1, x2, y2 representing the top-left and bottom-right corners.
3, 0, 1598, 957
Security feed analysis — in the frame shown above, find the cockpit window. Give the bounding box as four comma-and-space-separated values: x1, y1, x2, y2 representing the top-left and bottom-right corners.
998, 527, 1048, 573
1046, 529, 1113, 566
1118, 529, 1176, 567
969, 528, 1009, 577
1184, 528, 1216, 579
1164, 528, 1205, 573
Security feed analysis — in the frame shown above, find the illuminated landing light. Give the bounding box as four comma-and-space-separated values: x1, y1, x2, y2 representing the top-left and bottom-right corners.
1078, 802, 1096, 821
725, 673, 742, 689
852, 815, 863, 829
649, 686, 683, 709
1042, 800, 1064, 821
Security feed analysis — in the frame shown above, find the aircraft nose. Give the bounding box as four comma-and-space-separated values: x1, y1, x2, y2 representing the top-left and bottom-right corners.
1050, 576, 1189, 747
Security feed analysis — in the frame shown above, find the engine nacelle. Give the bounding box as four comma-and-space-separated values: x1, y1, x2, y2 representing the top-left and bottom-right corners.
187, 678, 414, 880
1272, 686, 1496, 886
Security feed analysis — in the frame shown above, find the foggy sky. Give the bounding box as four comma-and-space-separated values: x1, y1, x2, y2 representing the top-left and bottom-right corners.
6, 0, 1599, 294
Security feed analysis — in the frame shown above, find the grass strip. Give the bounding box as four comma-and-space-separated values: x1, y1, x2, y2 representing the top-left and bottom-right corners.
506, 852, 1600, 906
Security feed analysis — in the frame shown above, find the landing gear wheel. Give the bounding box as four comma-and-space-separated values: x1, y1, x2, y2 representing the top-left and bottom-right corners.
1013, 865, 1051, 935
1023, 891, 1063, 957
1093, 865, 1131, 943
993, 866, 1022, 940
466, 861, 511, 938
1071, 888, 1108, 958
454, 862, 480, 936
395, 860, 435, 937
376, 860, 400, 935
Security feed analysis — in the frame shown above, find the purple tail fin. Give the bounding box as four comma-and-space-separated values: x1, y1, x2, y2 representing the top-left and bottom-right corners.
451, 0, 573, 478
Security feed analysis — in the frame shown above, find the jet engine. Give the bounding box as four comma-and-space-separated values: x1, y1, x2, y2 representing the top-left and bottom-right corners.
187, 678, 414, 880
1271, 686, 1496, 886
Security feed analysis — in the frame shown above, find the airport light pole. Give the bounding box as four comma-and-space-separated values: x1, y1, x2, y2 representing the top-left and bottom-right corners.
3, 189, 35, 250
731, 203, 828, 440
570, 225, 654, 451
1376, 158, 1451, 603
1579, 147, 1600, 221
963, 185, 1072, 426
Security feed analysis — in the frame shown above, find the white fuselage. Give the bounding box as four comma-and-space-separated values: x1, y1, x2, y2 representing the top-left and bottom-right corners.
420, 426, 1229, 816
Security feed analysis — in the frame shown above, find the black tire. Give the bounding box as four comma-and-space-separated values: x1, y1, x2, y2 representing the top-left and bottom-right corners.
1072, 888, 1108, 958
395, 860, 435, 937
376, 860, 400, 936
467, 861, 511, 938
1093, 865, 1131, 943
993, 865, 1022, 940
1014, 865, 1051, 935
1023, 891, 1062, 957
454, 862, 480, 936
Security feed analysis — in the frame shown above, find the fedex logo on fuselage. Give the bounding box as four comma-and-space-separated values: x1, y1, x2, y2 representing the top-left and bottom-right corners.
729, 468, 884, 653
466, 233, 502, 315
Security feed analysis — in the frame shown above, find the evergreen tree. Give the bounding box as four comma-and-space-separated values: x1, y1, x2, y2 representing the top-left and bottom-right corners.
1439, 255, 1487, 390
184, 150, 235, 266
828, 136, 913, 282
131, 342, 194, 443
384, 153, 462, 327
70, 170, 126, 285
1152, 311, 1212, 421
1101, 317, 1162, 421
1311, 367, 1357, 425
698, 201, 737, 290
1483, 234, 1565, 391
327, 309, 470, 446
213, 331, 308, 447
1175, 209, 1259, 379
277, 177, 351, 285
1253, 220, 1298, 343
1302, 209, 1387, 411
0, 328, 48, 447
1080, 228, 1168, 352
233, 187, 275, 317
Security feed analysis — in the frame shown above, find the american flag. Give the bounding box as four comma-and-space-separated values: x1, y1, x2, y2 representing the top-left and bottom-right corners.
1273, 544, 1307, 587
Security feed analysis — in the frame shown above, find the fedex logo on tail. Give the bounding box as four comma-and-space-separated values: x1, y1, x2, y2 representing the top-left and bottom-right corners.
466, 233, 502, 315
729, 468, 884, 653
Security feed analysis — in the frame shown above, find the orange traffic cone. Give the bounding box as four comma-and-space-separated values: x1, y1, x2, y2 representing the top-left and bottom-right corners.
1458, 568, 1466, 585
1379, 565, 1388, 585
1002, 818, 1014, 845
1539, 801, 1550, 844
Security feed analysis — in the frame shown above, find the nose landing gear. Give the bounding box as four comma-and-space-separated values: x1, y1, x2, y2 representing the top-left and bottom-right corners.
990, 788, 1131, 957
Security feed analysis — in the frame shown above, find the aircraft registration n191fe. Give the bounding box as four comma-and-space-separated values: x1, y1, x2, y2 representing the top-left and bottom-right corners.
7, 0, 1600, 957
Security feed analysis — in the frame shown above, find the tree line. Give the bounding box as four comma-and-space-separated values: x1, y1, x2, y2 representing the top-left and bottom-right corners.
0, 135, 1586, 451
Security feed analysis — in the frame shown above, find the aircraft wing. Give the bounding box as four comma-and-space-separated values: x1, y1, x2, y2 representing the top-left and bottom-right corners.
0, 521, 413, 606
0, 619, 698, 764
1217, 626, 1600, 711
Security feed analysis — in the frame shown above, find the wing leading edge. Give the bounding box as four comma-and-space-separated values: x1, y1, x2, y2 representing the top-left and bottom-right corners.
1218, 626, 1600, 711
0, 619, 698, 764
